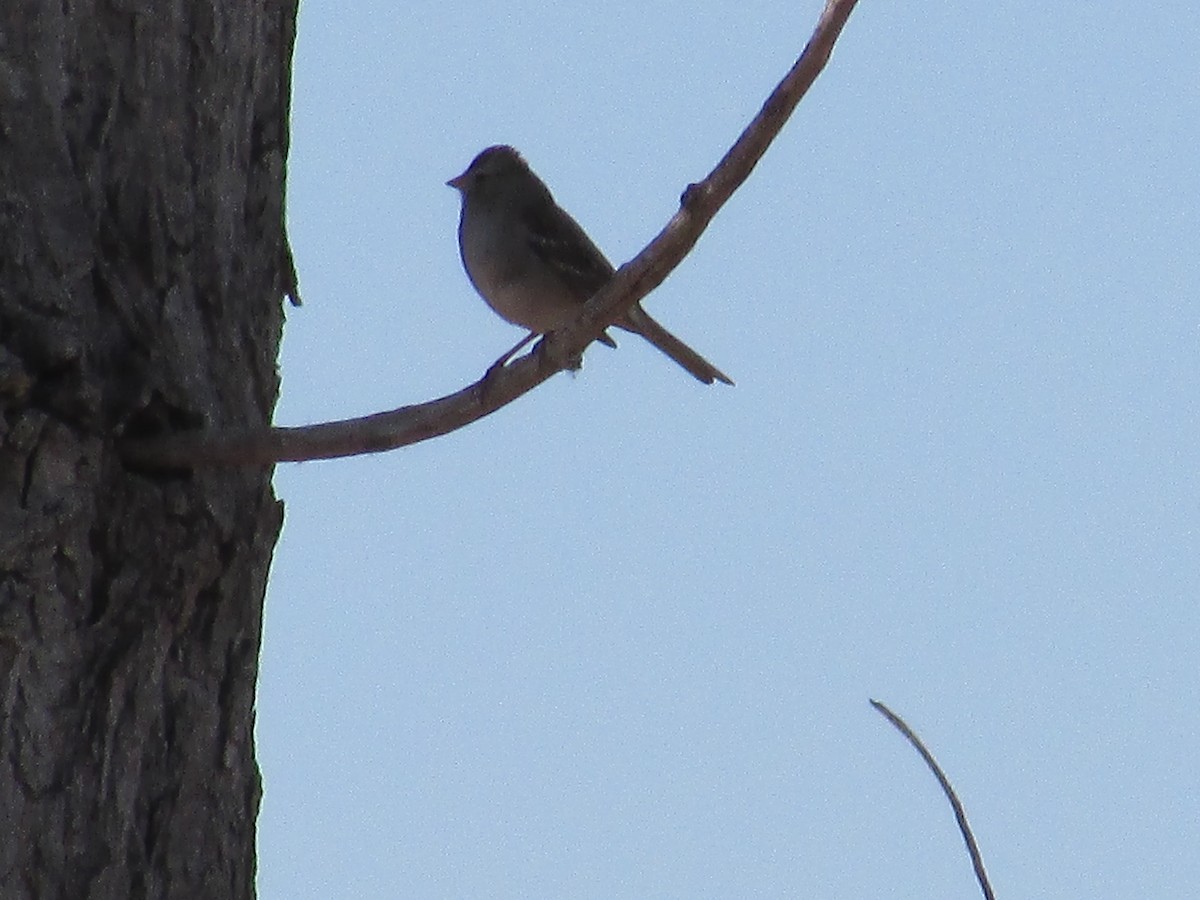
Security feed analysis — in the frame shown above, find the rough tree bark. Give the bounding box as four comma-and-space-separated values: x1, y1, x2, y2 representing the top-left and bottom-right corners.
1, 3, 296, 897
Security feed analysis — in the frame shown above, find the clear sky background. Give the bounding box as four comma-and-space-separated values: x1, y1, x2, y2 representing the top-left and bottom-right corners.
256, 2, 1199, 897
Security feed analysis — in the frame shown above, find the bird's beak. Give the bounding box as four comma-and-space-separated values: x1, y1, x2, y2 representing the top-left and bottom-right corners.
446, 173, 467, 191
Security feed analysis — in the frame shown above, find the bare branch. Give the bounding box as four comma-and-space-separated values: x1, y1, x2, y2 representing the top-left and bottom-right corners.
871, 700, 998, 900
122, 0, 862, 468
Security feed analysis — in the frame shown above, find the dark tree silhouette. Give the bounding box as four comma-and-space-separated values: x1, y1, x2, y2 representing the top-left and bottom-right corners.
1, 3, 297, 896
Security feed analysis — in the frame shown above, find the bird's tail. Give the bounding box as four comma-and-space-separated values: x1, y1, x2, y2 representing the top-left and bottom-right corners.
621, 305, 734, 386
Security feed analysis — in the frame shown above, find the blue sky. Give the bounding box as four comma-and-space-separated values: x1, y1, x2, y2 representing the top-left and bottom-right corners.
257, 2, 1200, 897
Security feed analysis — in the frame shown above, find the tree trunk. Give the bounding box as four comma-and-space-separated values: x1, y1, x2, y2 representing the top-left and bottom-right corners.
0, 2, 297, 896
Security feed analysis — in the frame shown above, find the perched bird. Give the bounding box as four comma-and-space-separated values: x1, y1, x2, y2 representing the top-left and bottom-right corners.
448, 145, 733, 385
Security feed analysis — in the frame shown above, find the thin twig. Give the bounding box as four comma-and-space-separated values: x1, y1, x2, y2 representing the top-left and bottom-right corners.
870, 699, 997, 900
122, 0, 862, 468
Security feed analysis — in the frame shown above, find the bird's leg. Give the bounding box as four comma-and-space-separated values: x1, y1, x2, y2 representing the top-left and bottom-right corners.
484, 331, 538, 380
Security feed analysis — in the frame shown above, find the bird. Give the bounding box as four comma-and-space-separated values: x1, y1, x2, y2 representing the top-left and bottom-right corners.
447, 145, 733, 386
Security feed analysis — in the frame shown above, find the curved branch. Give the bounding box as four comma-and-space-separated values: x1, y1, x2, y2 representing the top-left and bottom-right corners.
871, 700, 998, 900
122, 0, 861, 468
